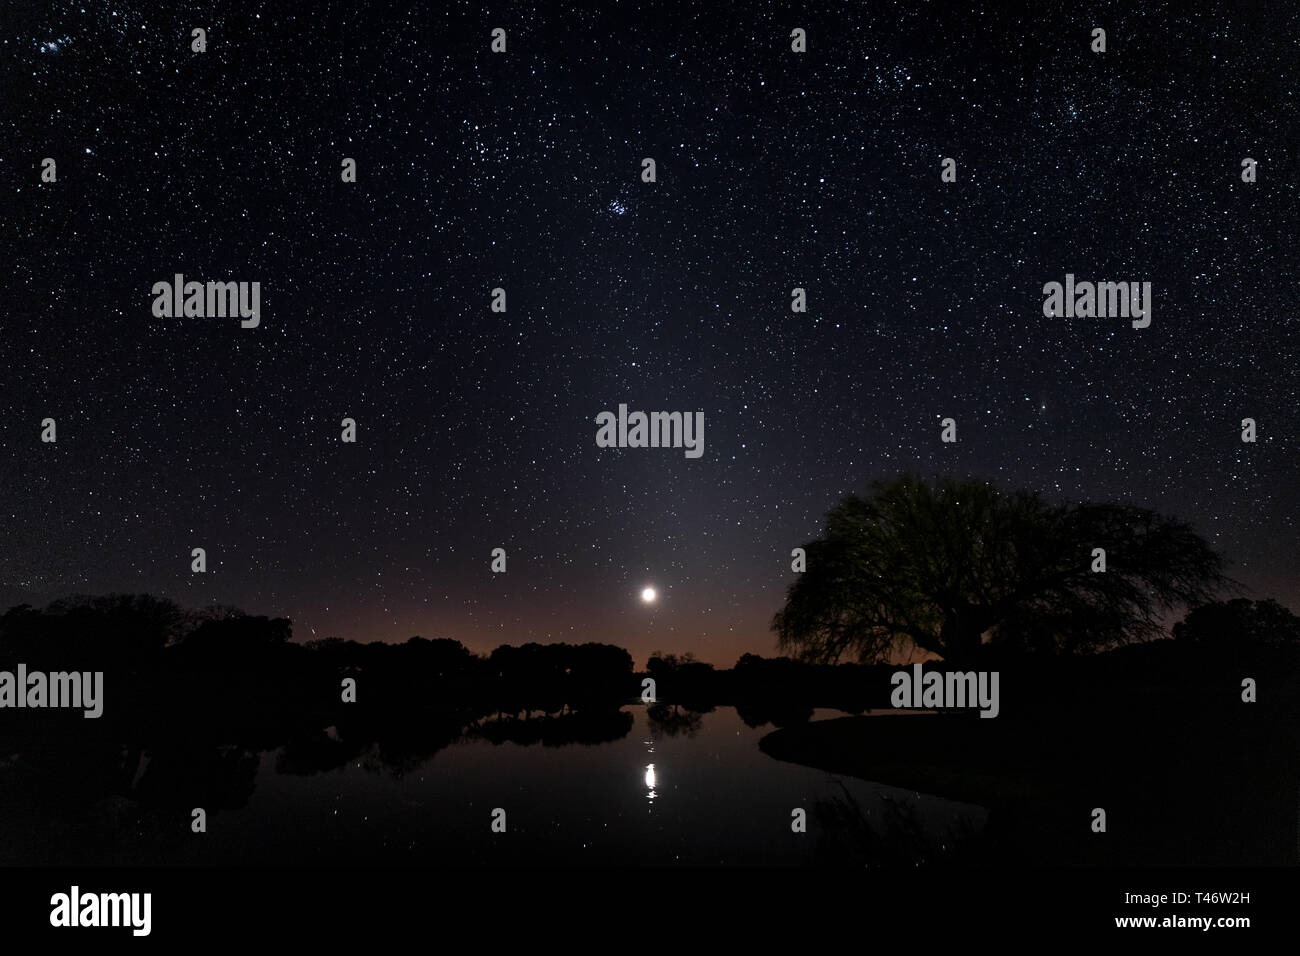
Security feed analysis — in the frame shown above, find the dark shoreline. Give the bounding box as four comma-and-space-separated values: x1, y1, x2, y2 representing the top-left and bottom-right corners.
759, 700, 1300, 865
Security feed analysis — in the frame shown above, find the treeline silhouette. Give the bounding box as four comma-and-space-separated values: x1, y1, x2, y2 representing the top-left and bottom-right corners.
0, 594, 918, 741
4, 593, 1297, 748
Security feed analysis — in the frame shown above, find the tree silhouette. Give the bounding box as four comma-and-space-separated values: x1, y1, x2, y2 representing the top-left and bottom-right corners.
1173, 598, 1300, 649
772, 475, 1230, 664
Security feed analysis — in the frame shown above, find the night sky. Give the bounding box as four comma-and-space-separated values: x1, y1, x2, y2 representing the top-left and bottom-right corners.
4, 1, 1297, 666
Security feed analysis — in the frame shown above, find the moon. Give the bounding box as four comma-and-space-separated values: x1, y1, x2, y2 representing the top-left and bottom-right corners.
640, 587, 657, 604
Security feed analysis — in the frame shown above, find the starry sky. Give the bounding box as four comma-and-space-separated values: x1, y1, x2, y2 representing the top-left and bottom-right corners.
3, 0, 1297, 666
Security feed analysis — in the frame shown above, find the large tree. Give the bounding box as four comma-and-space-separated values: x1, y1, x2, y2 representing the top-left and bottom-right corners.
772, 475, 1230, 664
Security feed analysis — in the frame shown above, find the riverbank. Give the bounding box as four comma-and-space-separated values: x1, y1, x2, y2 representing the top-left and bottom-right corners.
759, 703, 1300, 864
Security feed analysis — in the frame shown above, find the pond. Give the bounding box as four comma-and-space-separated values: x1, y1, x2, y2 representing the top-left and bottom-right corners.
65, 704, 987, 866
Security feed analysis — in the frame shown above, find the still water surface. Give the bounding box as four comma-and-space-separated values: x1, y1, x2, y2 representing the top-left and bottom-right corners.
161, 705, 988, 865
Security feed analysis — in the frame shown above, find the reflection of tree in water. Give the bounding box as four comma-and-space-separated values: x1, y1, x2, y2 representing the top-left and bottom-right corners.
133, 744, 260, 811
735, 700, 814, 730
357, 719, 467, 778
471, 709, 633, 747
273, 709, 634, 779
647, 702, 710, 738
275, 728, 363, 776
811, 779, 981, 865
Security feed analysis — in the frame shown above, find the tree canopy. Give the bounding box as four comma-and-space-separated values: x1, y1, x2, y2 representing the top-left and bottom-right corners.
772, 475, 1230, 664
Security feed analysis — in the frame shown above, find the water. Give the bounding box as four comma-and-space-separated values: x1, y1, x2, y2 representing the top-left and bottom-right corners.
84, 705, 987, 866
